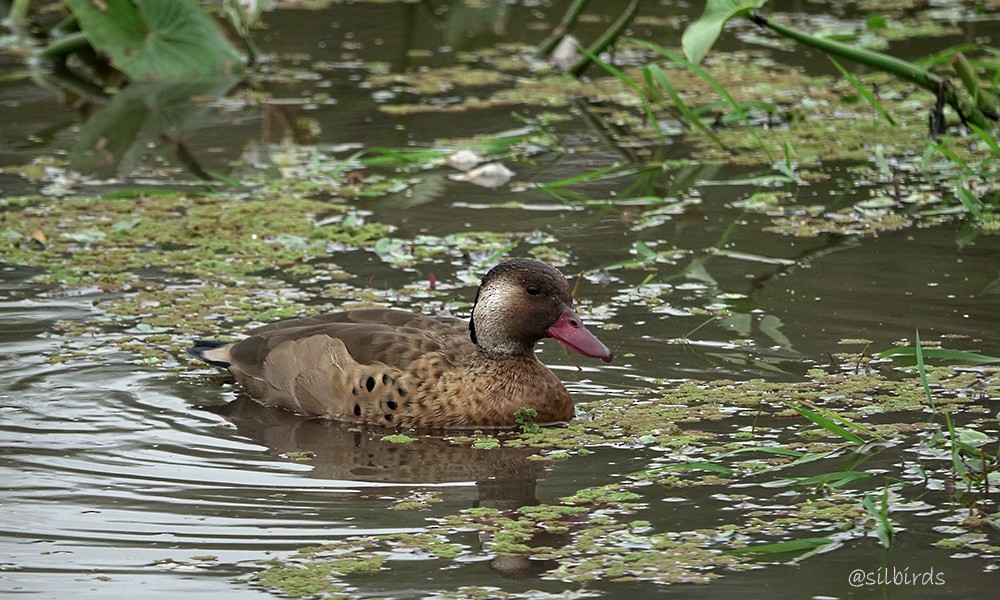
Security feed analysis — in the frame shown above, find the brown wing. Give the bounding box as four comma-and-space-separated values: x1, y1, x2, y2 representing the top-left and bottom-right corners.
229, 309, 469, 375
205, 309, 474, 424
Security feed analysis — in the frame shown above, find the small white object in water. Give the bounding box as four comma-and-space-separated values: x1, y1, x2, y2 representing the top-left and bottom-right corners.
552, 35, 581, 72
444, 149, 483, 172
449, 162, 514, 188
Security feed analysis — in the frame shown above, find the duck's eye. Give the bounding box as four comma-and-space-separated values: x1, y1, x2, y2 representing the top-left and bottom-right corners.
525, 284, 540, 296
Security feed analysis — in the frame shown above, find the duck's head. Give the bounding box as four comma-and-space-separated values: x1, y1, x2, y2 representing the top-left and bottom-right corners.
469, 258, 613, 363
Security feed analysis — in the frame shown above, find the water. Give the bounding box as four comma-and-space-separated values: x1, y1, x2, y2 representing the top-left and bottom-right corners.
2, 1, 999, 598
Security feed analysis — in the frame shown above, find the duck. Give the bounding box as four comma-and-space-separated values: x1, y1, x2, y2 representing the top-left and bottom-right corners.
188, 258, 613, 429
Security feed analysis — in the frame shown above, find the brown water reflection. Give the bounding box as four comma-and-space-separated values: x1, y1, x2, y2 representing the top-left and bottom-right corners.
217, 396, 544, 506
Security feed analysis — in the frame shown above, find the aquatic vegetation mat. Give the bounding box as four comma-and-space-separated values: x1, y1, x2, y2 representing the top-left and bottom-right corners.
242, 358, 999, 598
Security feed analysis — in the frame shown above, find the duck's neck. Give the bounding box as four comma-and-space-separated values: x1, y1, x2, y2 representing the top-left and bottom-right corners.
469, 309, 537, 359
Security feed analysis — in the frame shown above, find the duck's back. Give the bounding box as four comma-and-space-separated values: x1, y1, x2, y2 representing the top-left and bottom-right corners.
231, 309, 471, 372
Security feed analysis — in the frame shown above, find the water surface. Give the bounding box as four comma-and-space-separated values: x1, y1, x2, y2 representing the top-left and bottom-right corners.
2, 1, 999, 598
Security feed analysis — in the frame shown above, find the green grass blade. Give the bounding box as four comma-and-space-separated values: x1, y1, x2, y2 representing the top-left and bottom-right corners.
931, 141, 975, 175
956, 187, 986, 220
781, 470, 873, 488
862, 488, 894, 548
757, 450, 835, 474
798, 400, 881, 439
681, 316, 718, 340
878, 347, 1000, 364
944, 413, 965, 476
579, 44, 666, 144
632, 38, 775, 161
577, 44, 645, 97
829, 57, 896, 125
643, 63, 724, 147
711, 446, 805, 460
631, 461, 736, 477
914, 330, 936, 413
730, 537, 833, 555
786, 403, 865, 444
968, 123, 1000, 158
539, 162, 628, 190
751, 13, 992, 129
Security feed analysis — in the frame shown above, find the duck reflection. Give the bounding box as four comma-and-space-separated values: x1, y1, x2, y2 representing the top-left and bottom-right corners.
214, 395, 569, 578
214, 395, 545, 509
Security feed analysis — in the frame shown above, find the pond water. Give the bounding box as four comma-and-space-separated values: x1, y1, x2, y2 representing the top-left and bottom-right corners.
2, 1, 999, 598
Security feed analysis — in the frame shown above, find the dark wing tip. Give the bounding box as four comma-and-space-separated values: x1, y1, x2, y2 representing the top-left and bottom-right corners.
187, 339, 232, 368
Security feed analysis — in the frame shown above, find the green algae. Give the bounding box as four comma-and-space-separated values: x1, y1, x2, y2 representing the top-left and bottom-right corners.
252, 356, 996, 595
0, 190, 394, 363
254, 555, 383, 599
513, 407, 542, 434
369, 41, 939, 167
0, 192, 386, 288
389, 491, 443, 512
471, 436, 501, 450
283, 451, 316, 462
384, 532, 463, 559
363, 32, 993, 237
248, 467, 890, 597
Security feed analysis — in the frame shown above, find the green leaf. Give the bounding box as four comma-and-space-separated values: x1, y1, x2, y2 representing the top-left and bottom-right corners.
66, 0, 244, 82
682, 0, 768, 65
914, 330, 936, 412
643, 63, 723, 147
955, 428, 990, 448
878, 346, 1000, 364
968, 122, 1000, 158
633, 240, 659, 261
866, 14, 888, 30
538, 162, 628, 190
712, 446, 804, 460
862, 489, 894, 549
829, 57, 896, 125
633, 39, 775, 161
730, 537, 833, 555
786, 403, 865, 445
783, 470, 872, 488
955, 187, 985, 220
632, 461, 736, 477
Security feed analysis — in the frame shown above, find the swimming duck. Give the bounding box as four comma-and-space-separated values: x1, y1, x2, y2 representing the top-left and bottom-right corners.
188, 258, 612, 429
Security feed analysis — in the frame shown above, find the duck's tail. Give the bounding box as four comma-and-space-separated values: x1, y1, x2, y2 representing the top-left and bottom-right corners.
186, 340, 232, 368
